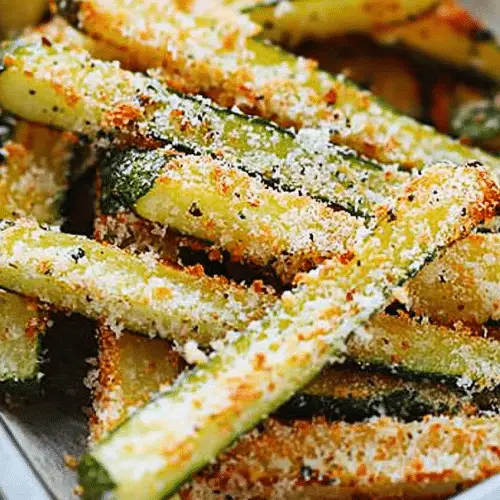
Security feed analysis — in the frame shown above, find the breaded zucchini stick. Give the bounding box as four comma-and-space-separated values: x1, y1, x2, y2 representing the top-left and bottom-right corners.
236, 0, 500, 83
101, 148, 363, 283
231, 0, 439, 44
184, 415, 500, 499
0, 218, 274, 346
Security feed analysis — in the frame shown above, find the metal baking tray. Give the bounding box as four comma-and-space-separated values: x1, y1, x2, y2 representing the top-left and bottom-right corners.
1, 1, 499, 498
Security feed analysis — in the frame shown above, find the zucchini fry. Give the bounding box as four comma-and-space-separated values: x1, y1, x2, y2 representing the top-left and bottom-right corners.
184, 415, 500, 499
0, 218, 273, 345
375, 0, 500, 83
77, 166, 499, 499
231, 0, 438, 44
239, 0, 500, 84
0, 38, 398, 217
0, 117, 72, 387
407, 233, 500, 325
53, 0, 500, 171
102, 148, 363, 282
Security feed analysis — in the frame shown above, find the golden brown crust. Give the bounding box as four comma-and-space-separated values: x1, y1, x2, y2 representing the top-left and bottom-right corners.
90, 324, 123, 443
184, 416, 500, 500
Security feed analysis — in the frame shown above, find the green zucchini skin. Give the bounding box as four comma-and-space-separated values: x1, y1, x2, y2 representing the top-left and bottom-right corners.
0, 38, 402, 218
0, 376, 39, 393
78, 166, 499, 499
452, 98, 500, 142
99, 149, 172, 215
78, 457, 117, 500
0, 112, 16, 145
275, 365, 474, 423
278, 389, 455, 422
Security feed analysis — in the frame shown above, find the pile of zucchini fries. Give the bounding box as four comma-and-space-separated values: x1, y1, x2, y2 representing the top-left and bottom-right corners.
1, 0, 500, 498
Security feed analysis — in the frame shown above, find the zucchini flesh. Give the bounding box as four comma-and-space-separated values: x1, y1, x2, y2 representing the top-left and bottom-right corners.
184, 415, 500, 499
53, 0, 500, 171
77, 166, 499, 500
101, 148, 363, 282
407, 233, 500, 325
0, 39, 395, 218
0, 218, 274, 346
232, 0, 438, 44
